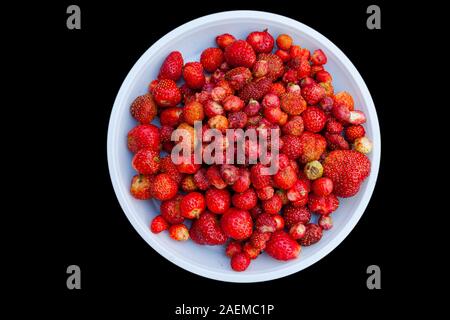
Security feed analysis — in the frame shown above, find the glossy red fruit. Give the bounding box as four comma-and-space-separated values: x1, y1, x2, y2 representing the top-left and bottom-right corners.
216, 33, 236, 49
345, 125, 366, 142
150, 173, 178, 201
255, 213, 277, 233
256, 186, 275, 201
130, 174, 153, 200
160, 195, 184, 224
273, 165, 297, 189
230, 252, 251, 271
150, 215, 169, 234
311, 49, 327, 65
299, 223, 323, 246
311, 177, 334, 196
180, 192, 206, 219
283, 205, 311, 228
183, 62, 206, 89
232, 188, 258, 210
189, 212, 227, 245
224, 40, 256, 68
273, 215, 285, 230
132, 148, 160, 174
205, 188, 231, 214
250, 231, 271, 250
127, 124, 160, 153
153, 79, 182, 107
225, 67, 253, 91
318, 215, 333, 230
130, 93, 158, 124
246, 29, 274, 53
276, 34, 293, 50
176, 154, 201, 174
301, 83, 326, 105
250, 164, 272, 189
302, 106, 327, 133
289, 222, 306, 240
160, 107, 183, 127
200, 47, 224, 73
169, 224, 190, 241
265, 231, 301, 261
262, 194, 283, 214
221, 208, 253, 240
308, 193, 339, 215
226, 241, 242, 257
158, 51, 183, 81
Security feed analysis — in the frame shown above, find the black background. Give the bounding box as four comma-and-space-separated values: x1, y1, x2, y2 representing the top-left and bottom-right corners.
10, 0, 431, 317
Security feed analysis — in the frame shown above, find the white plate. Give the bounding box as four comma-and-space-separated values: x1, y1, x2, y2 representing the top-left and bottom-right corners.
107, 10, 381, 283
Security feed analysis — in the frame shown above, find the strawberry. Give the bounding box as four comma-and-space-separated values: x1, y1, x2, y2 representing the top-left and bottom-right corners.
315, 70, 332, 83
256, 213, 277, 233
183, 101, 204, 125
176, 154, 201, 174
150, 173, 178, 201
326, 118, 344, 134
311, 49, 327, 65
243, 242, 261, 259
206, 165, 227, 189
280, 135, 302, 159
180, 192, 206, 219
193, 168, 210, 190
250, 231, 271, 250
225, 67, 252, 90
308, 193, 339, 215
200, 47, 224, 73
221, 208, 253, 240
269, 82, 286, 96
216, 33, 236, 49
311, 177, 334, 196
253, 60, 268, 77
325, 132, 350, 150
127, 124, 160, 153
169, 224, 190, 241
230, 252, 251, 271
273, 215, 285, 230
153, 79, 181, 107
302, 106, 327, 133
132, 148, 160, 174
130, 93, 158, 124
130, 174, 153, 200
298, 132, 327, 164
262, 194, 283, 214
250, 164, 272, 189
223, 95, 245, 112
345, 125, 366, 142
319, 96, 334, 112
205, 188, 231, 214
282, 115, 304, 136
287, 180, 309, 206
282, 69, 298, 83
232, 168, 251, 192
181, 175, 198, 192
225, 241, 242, 257
299, 223, 323, 246
289, 222, 306, 240
323, 150, 371, 197
333, 91, 354, 111
160, 107, 183, 127
265, 231, 301, 261
275, 49, 291, 63
204, 100, 225, 118
274, 165, 297, 189
247, 29, 274, 53
239, 77, 272, 102
159, 155, 183, 184
189, 212, 227, 245
250, 205, 263, 220
283, 205, 311, 228
318, 215, 333, 230
158, 51, 183, 81
208, 115, 229, 132
280, 92, 307, 115
232, 188, 258, 210
161, 195, 184, 224
288, 56, 311, 79
183, 62, 206, 89
354, 136, 373, 154
276, 34, 293, 50
301, 83, 326, 105
228, 111, 248, 128
224, 40, 256, 68
256, 186, 275, 201
150, 215, 169, 234
257, 53, 284, 80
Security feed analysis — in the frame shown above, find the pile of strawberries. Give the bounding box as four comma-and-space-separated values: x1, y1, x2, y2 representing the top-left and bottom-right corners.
127, 29, 372, 272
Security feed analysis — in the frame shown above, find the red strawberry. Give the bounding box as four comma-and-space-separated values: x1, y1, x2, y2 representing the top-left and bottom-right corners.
183, 101, 204, 125
298, 132, 327, 164
153, 79, 181, 107
246, 29, 274, 53
232, 188, 258, 210
274, 215, 285, 229
225, 241, 242, 257
206, 165, 227, 189
311, 49, 327, 65
181, 175, 198, 192
302, 106, 327, 133
276, 34, 293, 50
230, 252, 251, 271
200, 47, 224, 73
205, 188, 231, 214
311, 177, 334, 196
325, 132, 350, 150
280, 135, 302, 159
250, 205, 263, 220
319, 96, 334, 111
280, 92, 307, 115
250, 164, 272, 189
225, 67, 253, 90
243, 242, 261, 259
325, 118, 344, 134
232, 168, 251, 192
282, 115, 304, 136
299, 223, 323, 246
158, 51, 183, 81
257, 53, 284, 80
288, 56, 311, 79
183, 62, 206, 89
176, 154, 201, 174
193, 168, 211, 190
189, 212, 227, 245
333, 91, 354, 111
262, 194, 283, 214
216, 33, 236, 49
239, 77, 272, 102
315, 70, 332, 83
323, 150, 371, 197
283, 205, 311, 228
308, 193, 339, 215
221, 208, 253, 240
160, 107, 183, 127
161, 195, 184, 224
127, 124, 160, 153
256, 186, 275, 201
228, 111, 248, 128
269, 82, 286, 96
150, 215, 169, 234
130, 93, 158, 124
345, 125, 366, 142
223, 95, 245, 112
169, 224, 190, 241
159, 155, 183, 184
180, 192, 206, 219
132, 148, 160, 174
250, 231, 271, 250
224, 40, 256, 68
130, 174, 153, 200
301, 83, 326, 105
318, 215, 333, 230
274, 165, 297, 189
265, 230, 301, 261
150, 173, 178, 201
287, 179, 309, 206
256, 213, 277, 233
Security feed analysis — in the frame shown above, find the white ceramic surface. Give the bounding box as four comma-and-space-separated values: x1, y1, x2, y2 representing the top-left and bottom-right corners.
107, 11, 381, 282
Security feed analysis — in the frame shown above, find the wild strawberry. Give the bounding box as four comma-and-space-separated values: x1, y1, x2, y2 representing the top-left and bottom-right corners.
252, 60, 268, 78
275, 49, 291, 62
250, 231, 271, 250
176, 154, 201, 174
223, 95, 245, 112
262, 194, 283, 214
276, 34, 293, 50
282, 69, 298, 83
274, 165, 297, 189
243, 242, 261, 260
304, 160, 324, 180
189, 212, 227, 245
300, 76, 315, 88
311, 177, 334, 196
130, 93, 158, 124
150, 215, 169, 234
218, 164, 238, 185
153, 79, 181, 107
181, 175, 198, 192
150, 173, 178, 200
130, 174, 153, 200
208, 115, 229, 132
282, 115, 304, 136
127, 124, 160, 153
273, 215, 285, 230
310, 49, 327, 65
265, 230, 301, 261
216, 33, 236, 49
286, 83, 301, 94
161, 194, 184, 224
276, 189, 289, 205
302, 106, 327, 132
210, 86, 228, 102
243, 99, 261, 116
256, 213, 277, 233
203, 100, 224, 118
148, 79, 159, 93
263, 106, 284, 124
289, 222, 306, 240
333, 91, 354, 111
228, 169, 249, 193
299, 223, 323, 246
288, 56, 311, 79
257, 53, 284, 80
239, 77, 272, 102
200, 47, 224, 73
280, 135, 302, 159
181, 102, 204, 127
247, 29, 274, 53
354, 136, 373, 154
225, 67, 252, 91
325, 132, 350, 150
320, 82, 334, 96
228, 111, 248, 128
232, 188, 258, 210
301, 83, 326, 105
270, 82, 286, 96
287, 179, 309, 206
159, 155, 183, 184
280, 92, 307, 115
158, 51, 184, 82
226, 241, 242, 257
183, 62, 205, 89
308, 193, 339, 215
262, 93, 280, 109
298, 132, 327, 164
318, 215, 333, 230
191, 169, 209, 191
180, 192, 206, 219
206, 165, 227, 189
283, 205, 311, 228
231, 252, 251, 271
224, 40, 256, 68
169, 224, 190, 241
319, 96, 334, 112
160, 107, 182, 127
221, 208, 253, 240
315, 70, 332, 83
250, 163, 272, 189
326, 118, 344, 134
205, 188, 231, 214
289, 45, 301, 58
250, 205, 263, 220
345, 125, 366, 142
132, 148, 160, 174
180, 83, 196, 103
256, 186, 275, 200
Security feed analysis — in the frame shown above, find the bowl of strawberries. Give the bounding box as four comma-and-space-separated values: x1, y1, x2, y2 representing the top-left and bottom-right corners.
107, 11, 380, 282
